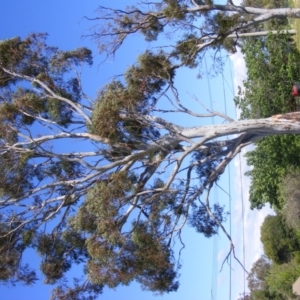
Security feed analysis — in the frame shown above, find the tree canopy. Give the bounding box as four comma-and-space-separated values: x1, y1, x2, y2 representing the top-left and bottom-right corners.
245, 254, 300, 299
260, 215, 300, 264
235, 33, 300, 120
2, 0, 300, 298
234, 30, 300, 210
245, 134, 300, 210
246, 255, 283, 300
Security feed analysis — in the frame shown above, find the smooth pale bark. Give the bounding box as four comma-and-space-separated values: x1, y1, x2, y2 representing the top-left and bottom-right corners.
188, 4, 300, 17
198, 29, 297, 49
145, 112, 300, 148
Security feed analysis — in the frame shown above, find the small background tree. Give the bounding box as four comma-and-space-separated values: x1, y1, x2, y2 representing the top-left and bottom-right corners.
281, 171, 300, 231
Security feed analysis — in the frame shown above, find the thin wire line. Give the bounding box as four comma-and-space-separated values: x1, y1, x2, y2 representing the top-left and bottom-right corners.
239, 156, 246, 296
228, 53, 247, 298
222, 63, 233, 300
228, 164, 232, 300
204, 55, 214, 125
204, 54, 218, 300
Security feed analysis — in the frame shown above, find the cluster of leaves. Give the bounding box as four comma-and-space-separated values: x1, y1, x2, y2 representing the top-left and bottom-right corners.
0, 151, 34, 199
187, 147, 227, 237
260, 215, 300, 264
246, 214, 300, 298
192, 146, 224, 184
0, 33, 92, 126
90, 51, 172, 146
86, 222, 178, 293
0, 216, 37, 285
0, 150, 83, 202
203, 12, 243, 53
50, 280, 103, 300
37, 231, 87, 284
68, 172, 180, 292
0, 34, 89, 206
0, 214, 102, 299
171, 33, 201, 67
189, 203, 227, 237
121, 0, 187, 41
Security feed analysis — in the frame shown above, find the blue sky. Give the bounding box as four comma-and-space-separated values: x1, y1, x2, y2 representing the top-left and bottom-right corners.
0, 1, 274, 299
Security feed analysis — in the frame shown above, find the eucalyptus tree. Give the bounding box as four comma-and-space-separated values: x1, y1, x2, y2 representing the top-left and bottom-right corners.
2, 0, 300, 299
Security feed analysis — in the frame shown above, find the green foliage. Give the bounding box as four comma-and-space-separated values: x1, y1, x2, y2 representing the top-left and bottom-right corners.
12, 88, 45, 124
0, 33, 92, 126
203, 12, 243, 52
184, 147, 228, 237
69, 172, 181, 292
260, 215, 300, 264
138, 15, 163, 42
50, 280, 103, 300
162, 0, 186, 20
235, 32, 300, 210
214, 13, 242, 37
86, 220, 178, 293
280, 171, 300, 230
266, 259, 300, 299
50, 47, 92, 70
248, 255, 271, 295
37, 231, 87, 284
235, 33, 300, 120
0, 151, 33, 199
0, 36, 35, 87
90, 51, 172, 144
246, 253, 300, 299
246, 135, 300, 210
192, 146, 224, 184
172, 34, 201, 67
0, 215, 37, 285
189, 203, 227, 237
247, 255, 284, 300
3, 0, 298, 296
84, 172, 133, 226
117, 0, 188, 43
